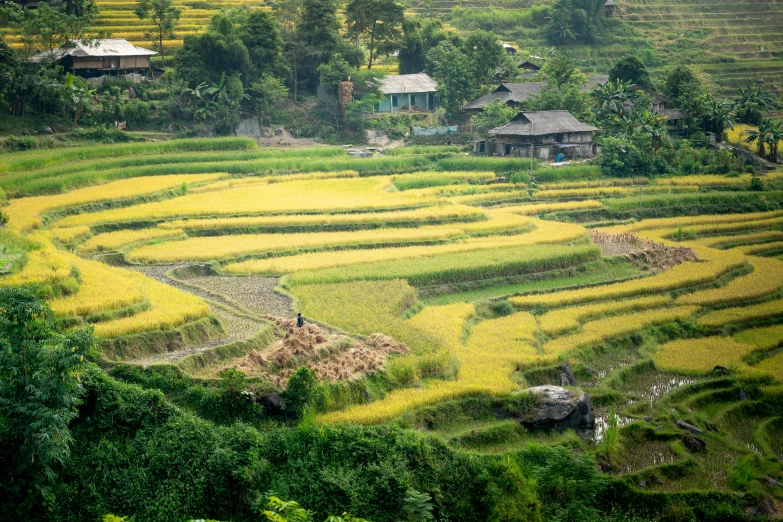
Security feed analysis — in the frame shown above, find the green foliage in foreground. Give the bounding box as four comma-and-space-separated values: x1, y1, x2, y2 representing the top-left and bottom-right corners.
3, 368, 541, 522
0, 287, 95, 500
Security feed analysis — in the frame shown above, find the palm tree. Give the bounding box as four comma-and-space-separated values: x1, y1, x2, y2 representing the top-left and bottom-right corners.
624, 109, 672, 153
765, 120, 782, 162
592, 79, 631, 120
743, 119, 772, 159
700, 92, 733, 143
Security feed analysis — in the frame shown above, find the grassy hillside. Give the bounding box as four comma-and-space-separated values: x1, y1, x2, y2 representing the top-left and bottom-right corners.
622, 0, 783, 96
409, 0, 783, 98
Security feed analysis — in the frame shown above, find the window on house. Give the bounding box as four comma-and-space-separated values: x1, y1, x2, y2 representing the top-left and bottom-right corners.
555, 133, 564, 142
392, 95, 398, 107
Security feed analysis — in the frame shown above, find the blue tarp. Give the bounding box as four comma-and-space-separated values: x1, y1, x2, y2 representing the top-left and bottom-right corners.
412, 126, 459, 136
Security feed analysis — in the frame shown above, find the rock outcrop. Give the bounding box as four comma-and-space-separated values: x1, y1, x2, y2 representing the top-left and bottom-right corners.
235, 116, 262, 139
514, 385, 595, 431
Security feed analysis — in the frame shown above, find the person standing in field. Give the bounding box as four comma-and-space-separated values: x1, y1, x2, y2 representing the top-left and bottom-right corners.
296, 313, 304, 327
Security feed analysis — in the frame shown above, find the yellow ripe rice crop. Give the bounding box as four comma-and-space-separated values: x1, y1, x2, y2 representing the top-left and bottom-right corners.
93, 273, 210, 338
458, 210, 530, 234
735, 241, 783, 256
500, 200, 604, 215
727, 124, 783, 154
656, 174, 754, 187
697, 298, 783, 327
734, 325, 783, 351
410, 303, 476, 351
126, 225, 465, 263
654, 337, 753, 373
55, 178, 436, 227
223, 219, 586, 274
753, 352, 783, 382
1, 232, 72, 286
542, 306, 700, 356
511, 246, 743, 308
463, 311, 546, 385
605, 211, 783, 234
78, 228, 186, 253
690, 230, 783, 249
448, 190, 529, 205
51, 226, 91, 244
677, 257, 783, 306
673, 217, 783, 238
538, 295, 672, 335
533, 185, 699, 200
49, 257, 145, 316
321, 305, 548, 424
391, 170, 496, 189
537, 179, 647, 190
534, 186, 634, 199
7, 173, 225, 232
188, 171, 359, 194
192, 205, 480, 229
159, 204, 484, 231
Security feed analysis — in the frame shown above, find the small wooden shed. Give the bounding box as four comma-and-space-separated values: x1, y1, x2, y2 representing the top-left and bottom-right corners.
604, 0, 617, 17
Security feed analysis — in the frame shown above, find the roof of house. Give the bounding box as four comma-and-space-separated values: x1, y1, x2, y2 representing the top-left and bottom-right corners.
517, 60, 540, 70
659, 109, 685, 120
489, 110, 599, 136
628, 84, 671, 104
463, 82, 545, 110
605, 0, 617, 6
378, 73, 438, 94
31, 38, 157, 63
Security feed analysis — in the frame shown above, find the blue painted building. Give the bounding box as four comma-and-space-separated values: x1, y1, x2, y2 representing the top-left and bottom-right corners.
375, 73, 439, 113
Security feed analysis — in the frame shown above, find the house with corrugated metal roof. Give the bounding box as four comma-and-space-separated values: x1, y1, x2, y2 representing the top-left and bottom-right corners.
31, 39, 157, 78
486, 110, 598, 159
375, 73, 439, 112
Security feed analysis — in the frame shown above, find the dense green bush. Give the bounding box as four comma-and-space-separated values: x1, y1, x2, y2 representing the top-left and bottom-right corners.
0, 369, 547, 522
4, 134, 38, 152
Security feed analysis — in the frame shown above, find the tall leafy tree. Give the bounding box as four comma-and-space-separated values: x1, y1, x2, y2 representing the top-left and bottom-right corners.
174, 15, 250, 86
3, 3, 94, 60
464, 30, 514, 90
609, 56, 651, 88
296, 0, 341, 90
425, 40, 472, 118
0, 287, 94, 499
135, 0, 181, 68
273, 0, 306, 100
543, 0, 606, 45
345, 0, 403, 69
51, 0, 96, 18
663, 65, 701, 104
398, 19, 451, 74
241, 9, 286, 78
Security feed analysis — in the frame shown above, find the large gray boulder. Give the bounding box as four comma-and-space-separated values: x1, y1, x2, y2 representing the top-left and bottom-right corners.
515, 385, 594, 431
235, 116, 262, 139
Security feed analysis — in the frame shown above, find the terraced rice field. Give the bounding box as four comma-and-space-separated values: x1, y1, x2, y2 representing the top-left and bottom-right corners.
0, 0, 271, 51
1, 140, 782, 476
